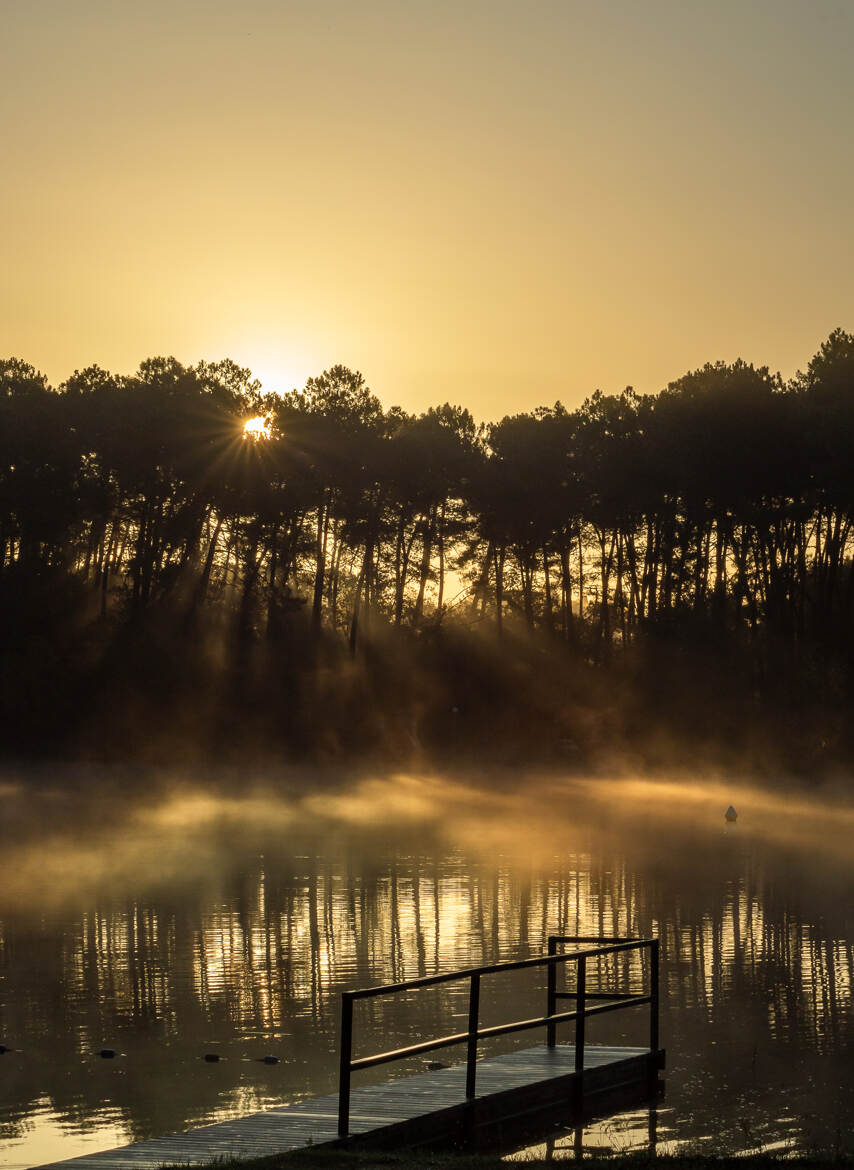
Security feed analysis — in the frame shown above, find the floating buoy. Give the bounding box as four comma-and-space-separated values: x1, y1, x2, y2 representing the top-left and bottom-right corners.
203, 1053, 221, 1063
725, 805, 738, 823
99, 1049, 116, 1059
262, 1055, 279, 1065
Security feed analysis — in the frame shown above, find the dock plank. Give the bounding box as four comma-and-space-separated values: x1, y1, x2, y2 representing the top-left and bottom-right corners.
36, 1045, 660, 1170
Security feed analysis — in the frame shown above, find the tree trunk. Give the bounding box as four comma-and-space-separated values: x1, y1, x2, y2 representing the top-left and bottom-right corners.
559, 543, 573, 641
413, 507, 435, 624
311, 497, 329, 633
542, 547, 553, 633
437, 500, 446, 614
494, 545, 506, 636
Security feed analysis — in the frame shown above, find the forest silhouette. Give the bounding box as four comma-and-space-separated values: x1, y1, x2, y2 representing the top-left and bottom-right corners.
2, 330, 854, 776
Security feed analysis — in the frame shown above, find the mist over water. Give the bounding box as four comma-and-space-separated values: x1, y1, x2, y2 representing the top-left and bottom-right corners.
0, 769, 852, 1167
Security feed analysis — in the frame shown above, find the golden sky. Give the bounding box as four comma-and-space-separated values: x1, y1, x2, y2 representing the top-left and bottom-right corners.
2, 0, 853, 418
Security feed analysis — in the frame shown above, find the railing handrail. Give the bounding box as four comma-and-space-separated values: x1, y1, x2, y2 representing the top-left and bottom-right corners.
342, 936, 655, 1000
337, 934, 660, 1137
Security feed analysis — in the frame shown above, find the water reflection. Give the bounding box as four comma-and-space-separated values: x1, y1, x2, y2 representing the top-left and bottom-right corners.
508, 1102, 668, 1161
0, 772, 852, 1167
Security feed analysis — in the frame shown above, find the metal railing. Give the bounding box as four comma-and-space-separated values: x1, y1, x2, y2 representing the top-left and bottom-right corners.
337, 934, 659, 1137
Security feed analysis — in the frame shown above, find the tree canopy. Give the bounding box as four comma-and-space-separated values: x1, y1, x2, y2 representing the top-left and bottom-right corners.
2, 335, 854, 770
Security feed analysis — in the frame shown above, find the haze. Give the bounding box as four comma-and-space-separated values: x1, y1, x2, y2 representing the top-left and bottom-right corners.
4, 0, 853, 416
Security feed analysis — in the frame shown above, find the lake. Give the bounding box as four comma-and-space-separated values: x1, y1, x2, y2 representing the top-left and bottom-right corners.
0, 769, 852, 1167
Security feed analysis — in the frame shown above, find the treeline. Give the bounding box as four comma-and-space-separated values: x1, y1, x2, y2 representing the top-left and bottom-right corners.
2, 330, 854, 770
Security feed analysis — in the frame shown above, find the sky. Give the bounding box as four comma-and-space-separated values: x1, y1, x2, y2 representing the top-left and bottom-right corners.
2, 0, 853, 419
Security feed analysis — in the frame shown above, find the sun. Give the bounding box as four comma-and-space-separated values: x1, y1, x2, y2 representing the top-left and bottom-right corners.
243, 416, 271, 440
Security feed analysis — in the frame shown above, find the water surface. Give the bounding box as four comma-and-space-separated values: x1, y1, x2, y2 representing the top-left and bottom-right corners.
0, 770, 852, 1167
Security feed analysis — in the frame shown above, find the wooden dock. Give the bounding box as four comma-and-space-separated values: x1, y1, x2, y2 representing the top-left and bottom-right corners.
37, 1042, 664, 1169
38, 936, 665, 1169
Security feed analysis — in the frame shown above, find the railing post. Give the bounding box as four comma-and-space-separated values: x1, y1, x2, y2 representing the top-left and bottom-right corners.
466, 972, 480, 1099
649, 939, 660, 1052
574, 955, 586, 1075
547, 936, 557, 1048
338, 993, 353, 1137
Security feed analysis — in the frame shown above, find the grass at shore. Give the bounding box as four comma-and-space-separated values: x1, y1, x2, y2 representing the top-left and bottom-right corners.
158, 1150, 854, 1170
